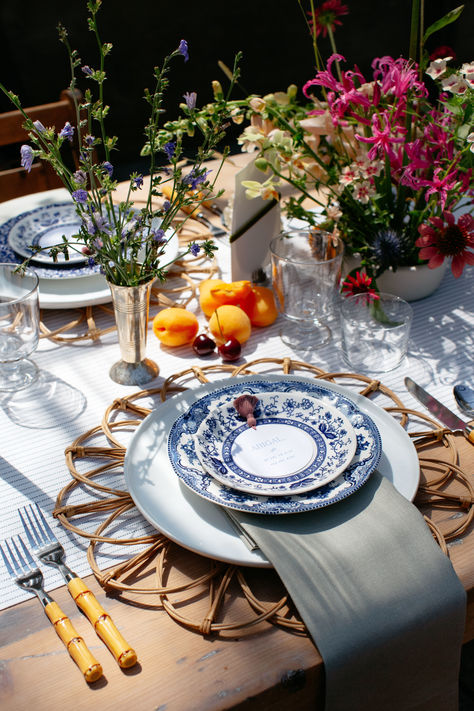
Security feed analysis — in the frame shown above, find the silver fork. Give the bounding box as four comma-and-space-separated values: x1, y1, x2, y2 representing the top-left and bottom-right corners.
19, 503, 137, 669
0, 535, 102, 682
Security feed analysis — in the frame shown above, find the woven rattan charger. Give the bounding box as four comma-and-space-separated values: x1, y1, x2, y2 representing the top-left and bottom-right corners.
54, 356, 474, 638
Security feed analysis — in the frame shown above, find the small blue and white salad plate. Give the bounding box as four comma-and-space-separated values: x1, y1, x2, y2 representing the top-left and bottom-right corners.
194, 393, 357, 496
168, 379, 382, 515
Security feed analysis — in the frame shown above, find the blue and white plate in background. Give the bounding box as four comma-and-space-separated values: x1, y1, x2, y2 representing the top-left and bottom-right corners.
194, 392, 357, 496
8, 203, 86, 267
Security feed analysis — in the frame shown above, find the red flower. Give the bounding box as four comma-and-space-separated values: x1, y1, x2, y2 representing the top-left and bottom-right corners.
416, 212, 474, 277
309, 0, 349, 38
342, 271, 379, 299
429, 46, 457, 62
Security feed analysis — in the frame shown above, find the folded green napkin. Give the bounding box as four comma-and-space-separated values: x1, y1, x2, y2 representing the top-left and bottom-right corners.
236, 472, 466, 711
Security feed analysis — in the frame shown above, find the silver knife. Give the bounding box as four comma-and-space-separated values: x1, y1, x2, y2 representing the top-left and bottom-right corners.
404, 377, 474, 444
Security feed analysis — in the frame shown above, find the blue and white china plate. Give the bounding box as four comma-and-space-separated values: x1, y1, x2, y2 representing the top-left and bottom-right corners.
0, 202, 179, 308
168, 379, 381, 515
8, 203, 87, 267
3, 204, 101, 278
124, 375, 419, 567
194, 393, 357, 496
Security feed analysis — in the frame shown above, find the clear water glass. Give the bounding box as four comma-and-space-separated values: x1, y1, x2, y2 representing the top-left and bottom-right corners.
270, 229, 344, 349
340, 292, 413, 373
0, 263, 40, 391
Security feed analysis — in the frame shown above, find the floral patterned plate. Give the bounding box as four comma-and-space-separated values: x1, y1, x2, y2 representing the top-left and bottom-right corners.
168, 378, 381, 514
194, 393, 357, 496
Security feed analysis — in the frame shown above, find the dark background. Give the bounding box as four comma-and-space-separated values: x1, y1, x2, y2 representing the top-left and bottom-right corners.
1, 0, 472, 178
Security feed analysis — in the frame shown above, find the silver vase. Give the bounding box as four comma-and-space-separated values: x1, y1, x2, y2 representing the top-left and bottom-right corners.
108, 279, 159, 386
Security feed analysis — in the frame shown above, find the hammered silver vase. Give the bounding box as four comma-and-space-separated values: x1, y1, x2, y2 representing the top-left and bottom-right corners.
108, 280, 159, 386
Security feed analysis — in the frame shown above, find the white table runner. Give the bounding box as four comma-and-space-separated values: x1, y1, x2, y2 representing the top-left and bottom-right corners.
0, 189, 473, 609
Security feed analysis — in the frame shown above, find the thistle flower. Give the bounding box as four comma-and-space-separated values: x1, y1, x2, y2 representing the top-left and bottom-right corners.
371, 229, 409, 273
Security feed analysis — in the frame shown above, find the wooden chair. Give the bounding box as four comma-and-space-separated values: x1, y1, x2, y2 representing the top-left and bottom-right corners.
0, 88, 82, 202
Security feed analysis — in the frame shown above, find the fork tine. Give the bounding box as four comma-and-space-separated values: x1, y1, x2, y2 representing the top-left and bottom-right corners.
34, 503, 57, 541
0, 542, 15, 577
19, 508, 40, 549
17, 535, 37, 568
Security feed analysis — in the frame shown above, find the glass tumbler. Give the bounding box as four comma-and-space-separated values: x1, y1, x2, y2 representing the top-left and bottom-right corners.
0, 263, 40, 391
270, 228, 344, 348
340, 292, 413, 373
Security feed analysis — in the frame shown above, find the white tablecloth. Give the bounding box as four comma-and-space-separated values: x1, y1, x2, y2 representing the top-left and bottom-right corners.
0, 189, 473, 609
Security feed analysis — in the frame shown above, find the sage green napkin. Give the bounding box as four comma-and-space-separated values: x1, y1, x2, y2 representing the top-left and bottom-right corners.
236, 472, 466, 711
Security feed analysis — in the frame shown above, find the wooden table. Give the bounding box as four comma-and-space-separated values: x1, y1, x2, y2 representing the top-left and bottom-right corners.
1, 432, 473, 711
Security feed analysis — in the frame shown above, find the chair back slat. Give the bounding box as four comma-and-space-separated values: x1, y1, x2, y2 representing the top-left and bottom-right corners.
0, 89, 81, 202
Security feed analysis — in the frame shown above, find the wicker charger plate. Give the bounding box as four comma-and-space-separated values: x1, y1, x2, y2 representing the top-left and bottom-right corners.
55, 357, 474, 637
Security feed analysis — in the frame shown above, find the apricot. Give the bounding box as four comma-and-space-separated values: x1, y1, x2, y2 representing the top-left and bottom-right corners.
247, 285, 278, 327
198, 278, 225, 317
209, 305, 252, 345
199, 278, 255, 317
152, 307, 199, 347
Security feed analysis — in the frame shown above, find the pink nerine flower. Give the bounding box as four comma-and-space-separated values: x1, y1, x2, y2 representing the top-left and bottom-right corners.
309, 0, 349, 38
355, 111, 405, 161
416, 212, 474, 277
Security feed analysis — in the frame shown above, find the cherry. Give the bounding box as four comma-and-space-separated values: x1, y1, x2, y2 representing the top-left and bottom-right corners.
192, 333, 216, 356
218, 336, 241, 362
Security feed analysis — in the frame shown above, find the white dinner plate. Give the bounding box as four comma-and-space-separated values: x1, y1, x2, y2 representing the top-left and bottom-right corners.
193, 393, 357, 496
0, 207, 179, 309
124, 374, 420, 568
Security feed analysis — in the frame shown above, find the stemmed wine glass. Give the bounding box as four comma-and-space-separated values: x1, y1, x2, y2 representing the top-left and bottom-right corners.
0, 263, 40, 392
270, 228, 344, 349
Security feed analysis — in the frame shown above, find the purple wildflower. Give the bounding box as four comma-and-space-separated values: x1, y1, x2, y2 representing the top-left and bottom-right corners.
182, 167, 210, 190
151, 228, 166, 243
183, 91, 197, 110
88, 257, 96, 267
85, 135, 95, 147
93, 237, 103, 250
20, 145, 34, 172
190, 243, 201, 257
162, 200, 171, 212
59, 121, 74, 141
33, 120, 46, 133
72, 189, 88, 204
178, 40, 189, 62
133, 175, 144, 189
102, 161, 113, 177
163, 142, 176, 161
73, 169, 87, 185
82, 65, 93, 76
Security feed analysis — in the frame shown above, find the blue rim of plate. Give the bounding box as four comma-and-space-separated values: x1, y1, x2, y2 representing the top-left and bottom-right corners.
1, 203, 101, 279
194, 392, 357, 496
168, 378, 382, 514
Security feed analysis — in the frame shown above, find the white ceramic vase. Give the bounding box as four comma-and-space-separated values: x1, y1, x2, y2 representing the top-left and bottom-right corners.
344, 257, 448, 302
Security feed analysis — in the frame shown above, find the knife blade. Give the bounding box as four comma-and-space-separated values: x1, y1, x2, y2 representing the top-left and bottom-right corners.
404, 377, 474, 443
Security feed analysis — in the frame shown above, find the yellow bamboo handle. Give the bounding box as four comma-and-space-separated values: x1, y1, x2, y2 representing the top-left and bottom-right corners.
67, 578, 137, 668
44, 601, 103, 683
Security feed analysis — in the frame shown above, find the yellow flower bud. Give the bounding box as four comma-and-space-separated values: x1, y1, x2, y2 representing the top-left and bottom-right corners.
212, 80, 224, 100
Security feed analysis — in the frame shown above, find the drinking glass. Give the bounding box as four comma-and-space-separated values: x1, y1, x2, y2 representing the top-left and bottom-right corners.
0, 263, 40, 391
270, 228, 344, 349
340, 292, 413, 373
